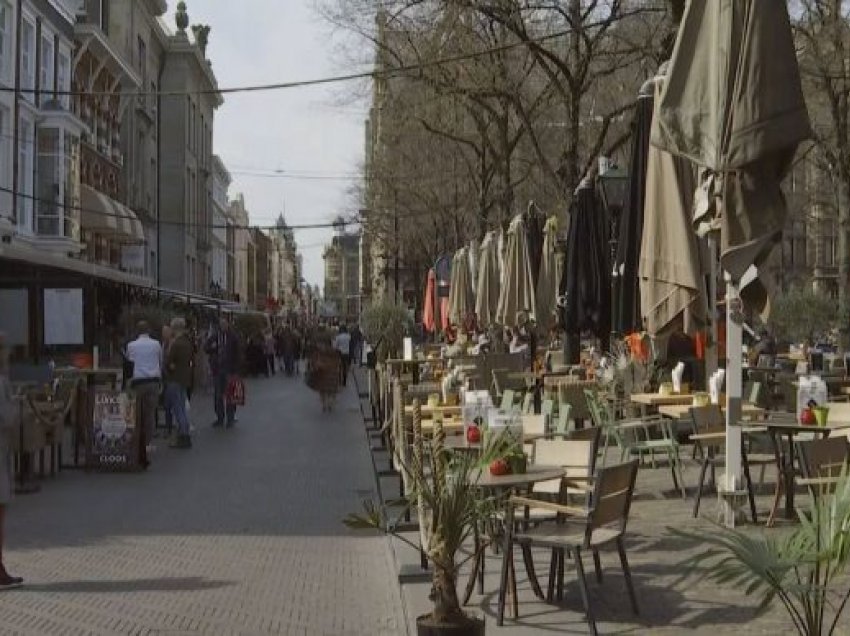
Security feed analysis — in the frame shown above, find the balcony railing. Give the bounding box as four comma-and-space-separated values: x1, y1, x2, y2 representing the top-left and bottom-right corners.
80, 142, 125, 200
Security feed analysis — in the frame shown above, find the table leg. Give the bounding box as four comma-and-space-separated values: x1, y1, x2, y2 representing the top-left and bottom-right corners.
784, 432, 795, 520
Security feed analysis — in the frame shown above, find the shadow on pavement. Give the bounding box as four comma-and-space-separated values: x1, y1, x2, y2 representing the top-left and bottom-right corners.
17, 576, 236, 594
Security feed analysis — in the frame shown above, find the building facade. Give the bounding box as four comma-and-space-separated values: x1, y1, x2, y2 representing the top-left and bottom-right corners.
323, 221, 360, 322
230, 193, 250, 306
158, 3, 221, 294
210, 153, 229, 295
105, 0, 167, 281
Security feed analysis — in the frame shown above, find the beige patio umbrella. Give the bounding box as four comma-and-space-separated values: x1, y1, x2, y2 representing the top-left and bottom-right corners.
652, 0, 811, 526
652, 0, 811, 312
639, 75, 705, 337
475, 230, 500, 329
535, 216, 561, 332
496, 213, 536, 328
448, 247, 474, 326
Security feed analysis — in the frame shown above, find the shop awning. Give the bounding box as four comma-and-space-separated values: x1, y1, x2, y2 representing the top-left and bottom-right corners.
80, 185, 145, 244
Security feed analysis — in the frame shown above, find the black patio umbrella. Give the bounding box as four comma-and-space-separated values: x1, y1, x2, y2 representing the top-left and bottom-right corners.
614, 80, 655, 334
524, 202, 546, 289
559, 181, 611, 363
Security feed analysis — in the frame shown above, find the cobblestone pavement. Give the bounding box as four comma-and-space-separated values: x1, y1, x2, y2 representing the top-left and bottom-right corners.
0, 370, 406, 636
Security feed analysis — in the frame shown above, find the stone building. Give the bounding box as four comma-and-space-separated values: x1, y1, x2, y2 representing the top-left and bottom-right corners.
210, 153, 229, 295
323, 219, 361, 322
157, 2, 222, 293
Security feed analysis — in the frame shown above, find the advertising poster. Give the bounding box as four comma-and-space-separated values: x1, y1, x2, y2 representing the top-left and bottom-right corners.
87, 389, 140, 471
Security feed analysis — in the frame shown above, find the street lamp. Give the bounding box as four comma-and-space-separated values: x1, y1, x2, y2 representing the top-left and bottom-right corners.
598, 165, 629, 347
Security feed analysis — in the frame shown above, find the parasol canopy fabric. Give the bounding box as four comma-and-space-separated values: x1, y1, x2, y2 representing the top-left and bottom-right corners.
448, 247, 475, 326
640, 77, 705, 337
651, 0, 811, 305
615, 83, 654, 334
475, 230, 501, 329
496, 214, 537, 329
423, 268, 436, 333
560, 182, 610, 353
525, 203, 546, 289
535, 216, 562, 332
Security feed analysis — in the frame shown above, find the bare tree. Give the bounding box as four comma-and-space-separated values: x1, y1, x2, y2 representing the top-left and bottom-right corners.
794, 0, 850, 341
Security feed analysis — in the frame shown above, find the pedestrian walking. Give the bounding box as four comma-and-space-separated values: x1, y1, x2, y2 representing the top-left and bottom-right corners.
263, 329, 276, 377
0, 333, 23, 589
205, 317, 241, 428
164, 317, 193, 449
334, 325, 352, 387
307, 334, 341, 412
160, 324, 174, 432
350, 324, 364, 367
126, 321, 162, 468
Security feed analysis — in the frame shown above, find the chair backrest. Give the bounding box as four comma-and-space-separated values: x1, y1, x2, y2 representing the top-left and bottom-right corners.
521, 392, 534, 414
554, 402, 573, 436
533, 439, 595, 495
798, 437, 850, 495
584, 390, 610, 429
521, 414, 547, 439
567, 426, 601, 465
500, 389, 516, 412
690, 405, 725, 436
541, 399, 555, 420
747, 381, 763, 407
586, 460, 640, 540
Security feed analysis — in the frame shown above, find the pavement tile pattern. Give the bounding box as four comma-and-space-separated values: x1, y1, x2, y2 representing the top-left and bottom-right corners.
1, 369, 406, 636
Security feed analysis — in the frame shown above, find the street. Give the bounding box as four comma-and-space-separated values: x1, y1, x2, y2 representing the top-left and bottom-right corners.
0, 374, 405, 635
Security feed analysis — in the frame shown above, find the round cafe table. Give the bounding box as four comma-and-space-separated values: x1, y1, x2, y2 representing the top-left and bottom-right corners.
462, 465, 566, 612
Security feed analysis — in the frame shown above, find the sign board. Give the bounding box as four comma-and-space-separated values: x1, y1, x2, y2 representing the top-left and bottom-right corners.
403, 337, 413, 361
87, 389, 141, 471
44, 288, 83, 345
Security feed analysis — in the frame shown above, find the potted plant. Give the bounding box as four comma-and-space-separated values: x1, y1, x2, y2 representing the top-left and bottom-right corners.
670, 470, 850, 635
360, 299, 413, 365
345, 406, 506, 635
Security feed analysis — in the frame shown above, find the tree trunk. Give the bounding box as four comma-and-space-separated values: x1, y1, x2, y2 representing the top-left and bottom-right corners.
430, 562, 462, 623
839, 175, 850, 348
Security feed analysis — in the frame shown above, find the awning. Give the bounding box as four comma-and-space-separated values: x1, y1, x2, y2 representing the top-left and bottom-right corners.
80, 185, 145, 244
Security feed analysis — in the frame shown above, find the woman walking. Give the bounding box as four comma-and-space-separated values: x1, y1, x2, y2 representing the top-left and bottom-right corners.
307, 333, 341, 412
0, 333, 23, 589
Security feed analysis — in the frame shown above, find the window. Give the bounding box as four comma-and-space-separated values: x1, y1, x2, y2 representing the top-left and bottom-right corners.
20, 19, 35, 103
99, 0, 110, 35
36, 127, 61, 236
17, 118, 33, 233
57, 47, 70, 109
39, 34, 54, 106
0, 2, 11, 81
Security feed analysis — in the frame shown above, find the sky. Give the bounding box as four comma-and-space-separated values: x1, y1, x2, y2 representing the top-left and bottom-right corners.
164, 1, 367, 288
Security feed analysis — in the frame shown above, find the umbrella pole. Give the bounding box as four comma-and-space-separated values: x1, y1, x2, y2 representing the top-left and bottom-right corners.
705, 235, 719, 380
724, 275, 744, 528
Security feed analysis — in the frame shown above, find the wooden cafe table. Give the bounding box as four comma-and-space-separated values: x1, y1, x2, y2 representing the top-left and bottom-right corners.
657, 402, 766, 420
738, 418, 850, 526
630, 392, 695, 407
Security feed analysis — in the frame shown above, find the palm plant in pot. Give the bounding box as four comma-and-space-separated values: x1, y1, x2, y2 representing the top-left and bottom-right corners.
670, 470, 850, 635
345, 404, 506, 635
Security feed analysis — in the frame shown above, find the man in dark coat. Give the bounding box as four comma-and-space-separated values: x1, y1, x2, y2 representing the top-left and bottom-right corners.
205, 316, 241, 428
164, 317, 194, 448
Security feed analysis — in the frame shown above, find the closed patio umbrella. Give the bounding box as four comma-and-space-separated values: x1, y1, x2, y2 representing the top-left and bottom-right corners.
448, 247, 474, 326
652, 0, 811, 526
423, 269, 436, 333
535, 216, 561, 333
639, 75, 705, 337
475, 231, 500, 329
615, 80, 655, 334
560, 182, 610, 362
496, 214, 537, 329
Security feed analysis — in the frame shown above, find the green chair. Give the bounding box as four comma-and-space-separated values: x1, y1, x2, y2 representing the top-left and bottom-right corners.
500, 389, 517, 412
552, 403, 573, 438
521, 392, 535, 414
585, 389, 685, 498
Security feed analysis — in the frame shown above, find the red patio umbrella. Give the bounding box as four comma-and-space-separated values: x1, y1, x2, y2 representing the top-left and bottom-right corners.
423, 269, 436, 333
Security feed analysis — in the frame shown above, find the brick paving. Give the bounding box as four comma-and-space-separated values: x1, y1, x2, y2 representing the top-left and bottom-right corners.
0, 371, 406, 635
